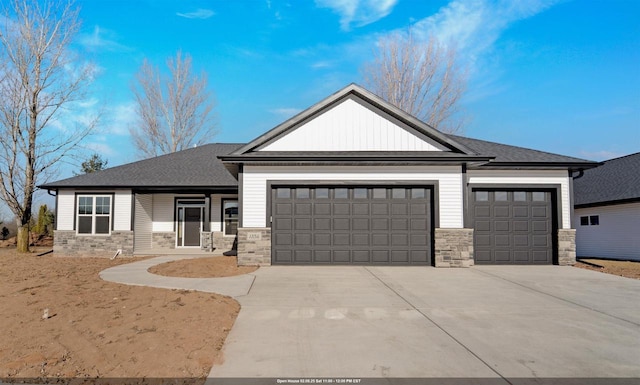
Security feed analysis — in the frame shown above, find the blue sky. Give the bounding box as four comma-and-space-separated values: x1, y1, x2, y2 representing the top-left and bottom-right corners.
53, 0, 640, 174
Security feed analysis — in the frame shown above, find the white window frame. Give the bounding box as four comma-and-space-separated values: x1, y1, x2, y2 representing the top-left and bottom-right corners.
221, 199, 239, 237
76, 194, 112, 235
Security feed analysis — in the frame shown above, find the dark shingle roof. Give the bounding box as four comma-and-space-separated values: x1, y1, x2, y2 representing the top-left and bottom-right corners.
573, 152, 640, 206
448, 134, 595, 165
40, 143, 242, 189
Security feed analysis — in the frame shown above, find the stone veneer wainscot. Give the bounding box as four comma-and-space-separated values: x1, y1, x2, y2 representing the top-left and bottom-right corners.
54, 230, 134, 257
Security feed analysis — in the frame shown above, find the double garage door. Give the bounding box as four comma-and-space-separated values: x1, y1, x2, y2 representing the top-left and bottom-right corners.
271, 186, 433, 265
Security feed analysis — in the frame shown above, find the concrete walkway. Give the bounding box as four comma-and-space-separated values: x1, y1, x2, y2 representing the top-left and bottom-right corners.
99, 255, 255, 298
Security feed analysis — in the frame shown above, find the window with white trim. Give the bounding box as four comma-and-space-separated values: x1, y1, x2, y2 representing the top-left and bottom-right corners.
222, 199, 238, 236
77, 195, 111, 235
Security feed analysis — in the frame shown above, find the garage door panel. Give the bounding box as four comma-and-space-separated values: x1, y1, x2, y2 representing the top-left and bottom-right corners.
372, 234, 389, 246
494, 206, 510, 217
475, 234, 491, 246
411, 250, 429, 263
372, 203, 389, 215
353, 203, 369, 215
411, 218, 428, 230
495, 250, 511, 262
473, 190, 554, 265
275, 234, 292, 245
372, 218, 388, 230
513, 221, 528, 231
295, 218, 311, 230
495, 234, 510, 246
272, 186, 432, 265
295, 203, 311, 215
475, 220, 491, 231
333, 218, 349, 230
353, 250, 370, 263
274, 250, 292, 263
352, 233, 370, 246
333, 203, 350, 215
315, 203, 331, 215
391, 218, 408, 230
294, 250, 312, 263
514, 250, 530, 262
532, 221, 548, 232
314, 218, 331, 230
276, 203, 292, 215
533, 250, 550, 262
513, 206, 529, 217
314, 233, 331, 245
533, 235, 550, 247
334, 233, 350, 245
391, 203, 408, 215
514, 234, 529, 246
314, 250, 331, 263
333, 250, 350, 263
295, 233, 311, 246
391, 233, 409, 246
352, 218, 369, 230
410, 203, 428, 215
411, 234, 429, 246
495, 221, 509, 231
275, 218, 292, 230
391, 250, 409, 263
475, 206, 491, 217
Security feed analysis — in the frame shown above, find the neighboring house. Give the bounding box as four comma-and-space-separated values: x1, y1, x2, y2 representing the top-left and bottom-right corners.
40, 84, 598, 267
573, 153, 640, 261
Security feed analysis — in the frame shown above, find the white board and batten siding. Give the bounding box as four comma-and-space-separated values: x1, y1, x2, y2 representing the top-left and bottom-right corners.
134, 194, 153, 250
467, 170, 572, 229
574, 202, 640, 261
259, 97, 447, 152
56, 189, 132, 231
242, 165, 464, 229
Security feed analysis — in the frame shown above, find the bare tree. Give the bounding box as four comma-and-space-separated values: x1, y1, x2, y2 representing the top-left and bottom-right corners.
362, 31, 467, 134
130, 51, 216, 158
0, 0, 95, 252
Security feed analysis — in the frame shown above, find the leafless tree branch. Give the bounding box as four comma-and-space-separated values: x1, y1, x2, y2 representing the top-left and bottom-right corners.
362, 31, 468, 134
130, 50, 217, 158
0, 0, 96, 252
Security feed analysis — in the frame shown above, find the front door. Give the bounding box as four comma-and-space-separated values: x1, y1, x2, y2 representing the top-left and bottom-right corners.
177, 205, 203, 247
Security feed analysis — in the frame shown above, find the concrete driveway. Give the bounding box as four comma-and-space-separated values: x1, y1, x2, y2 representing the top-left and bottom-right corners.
208, 265, 640, 381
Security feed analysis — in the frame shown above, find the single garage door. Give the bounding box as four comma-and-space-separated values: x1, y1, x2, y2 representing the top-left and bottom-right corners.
472, 190, 555, 264
271, 186, 432, 265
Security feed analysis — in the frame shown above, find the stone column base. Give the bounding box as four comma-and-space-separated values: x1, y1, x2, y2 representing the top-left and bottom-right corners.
237, 227, 271, 266
434, 228, 474, 267
558, 229, 576, 265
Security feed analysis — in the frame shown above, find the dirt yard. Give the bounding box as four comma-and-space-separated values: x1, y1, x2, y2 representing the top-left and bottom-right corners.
574, 258, 640, 279
149, 256, 257, 278
0, 247, 245, 384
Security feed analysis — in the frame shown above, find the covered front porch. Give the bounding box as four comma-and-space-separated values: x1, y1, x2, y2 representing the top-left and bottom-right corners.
132, 190, 238, 256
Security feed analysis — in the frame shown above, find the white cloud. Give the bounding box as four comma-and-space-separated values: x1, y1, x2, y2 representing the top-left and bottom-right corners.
176, 8, 216, 19
316, 0, 398, 31
103, 102, 137, 136
412, 0, 559, 63
78, 25, 131, 52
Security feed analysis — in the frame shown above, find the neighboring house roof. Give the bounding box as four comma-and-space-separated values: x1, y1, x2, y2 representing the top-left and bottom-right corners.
573, 152, 640, 207
39, 143, 243, 190
448, 135, 596, 167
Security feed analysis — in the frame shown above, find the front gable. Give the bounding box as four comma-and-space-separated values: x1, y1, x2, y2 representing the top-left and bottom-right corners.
231, 84, 475, 157
258, 95, 448, 152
